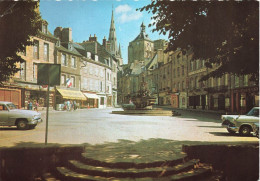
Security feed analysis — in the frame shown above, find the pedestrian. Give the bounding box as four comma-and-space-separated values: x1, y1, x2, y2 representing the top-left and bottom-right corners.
67, 100, 71, 111
28, 101, 33, 110
70, 100, 73, 111
73, 101, 77, 110
34, 101, 39, 112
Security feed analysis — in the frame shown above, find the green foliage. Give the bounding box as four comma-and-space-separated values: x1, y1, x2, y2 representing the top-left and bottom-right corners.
139, 1, 259, 82
0, 1, 42, 83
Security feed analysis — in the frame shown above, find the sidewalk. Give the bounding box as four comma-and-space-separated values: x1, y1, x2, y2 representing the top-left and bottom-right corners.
154, 105, 227, 115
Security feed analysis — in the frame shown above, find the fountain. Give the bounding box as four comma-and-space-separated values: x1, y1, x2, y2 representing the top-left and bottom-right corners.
112, 88, 173, 116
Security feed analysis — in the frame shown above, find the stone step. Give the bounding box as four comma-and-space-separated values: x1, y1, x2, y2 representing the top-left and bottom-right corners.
80, 152, 187, 169
56, 165, 212, 181
67, 159, 199, 178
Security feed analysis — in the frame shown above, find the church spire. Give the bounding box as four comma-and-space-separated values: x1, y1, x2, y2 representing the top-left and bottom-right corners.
118, 43, 122, 58
108, 9, 118, 56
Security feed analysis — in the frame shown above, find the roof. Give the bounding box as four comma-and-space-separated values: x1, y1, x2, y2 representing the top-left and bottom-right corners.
56, 44, 82, 57
132, 22, 152, 42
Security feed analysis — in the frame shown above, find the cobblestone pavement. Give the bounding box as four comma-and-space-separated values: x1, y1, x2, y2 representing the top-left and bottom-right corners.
0, 108, 258, 148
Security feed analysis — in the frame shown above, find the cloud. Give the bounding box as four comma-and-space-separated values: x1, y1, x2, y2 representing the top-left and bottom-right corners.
115, 4, 142, 23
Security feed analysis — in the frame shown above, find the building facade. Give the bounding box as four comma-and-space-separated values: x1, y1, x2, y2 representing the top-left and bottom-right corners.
10, 20, 58, 109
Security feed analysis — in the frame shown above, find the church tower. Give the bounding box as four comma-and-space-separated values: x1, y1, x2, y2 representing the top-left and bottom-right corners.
109, 10, 118, 56
128, 22, 154, 65
108, 9, 123, 65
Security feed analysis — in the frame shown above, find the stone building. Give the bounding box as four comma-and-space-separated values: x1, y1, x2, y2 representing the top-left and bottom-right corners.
53, 27, 86, 109
128, 23, 154, 65
10, 20, 58, 109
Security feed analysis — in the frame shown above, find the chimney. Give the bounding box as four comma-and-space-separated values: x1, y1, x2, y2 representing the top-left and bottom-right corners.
103, 36, 107, 48
89, 34, 97, 42
61, 27, 72, 42
54, 27, 63, 39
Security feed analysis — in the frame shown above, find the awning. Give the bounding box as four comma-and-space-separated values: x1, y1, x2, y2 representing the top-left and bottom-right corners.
83, 93, 99, 99
56, 89, 86, 100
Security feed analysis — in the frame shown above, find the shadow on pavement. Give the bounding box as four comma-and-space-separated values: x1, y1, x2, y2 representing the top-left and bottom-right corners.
0, 127, 19, 131
209, 132, 256, 137
0, 138, 258, 181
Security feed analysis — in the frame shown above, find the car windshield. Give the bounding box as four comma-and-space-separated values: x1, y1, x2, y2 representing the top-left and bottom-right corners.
6, 103, 17, 110
247, 108, 259, 117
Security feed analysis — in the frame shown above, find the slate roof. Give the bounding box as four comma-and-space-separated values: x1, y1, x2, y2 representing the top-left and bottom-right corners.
57, 43, 82, 57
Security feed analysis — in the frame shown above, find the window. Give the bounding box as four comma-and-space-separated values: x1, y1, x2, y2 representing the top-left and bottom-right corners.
244, 75, 248, 86
42, 24, 47, 34
235, 75, 239, 88
217, 77, 221, 87
190, 78, 194, 88
182, 81, 185, 91
100, 81, 103, 91
33, 40, 39, 59
71, 76, 75, 87
190, 61, 193, 71
196, 60, 200, 69
0, 105, 8, 111
182, 65, 184, 75
61, 75, 66, 86
195, 77, 198, 88
71, 57, 76, 68
100, 97, 105, 105
202, 60, 205, 67
44, 43, 49, 61
20, 62, 26, 80
62, 54, 67, 66
225, 74, 228, 86
177, 67, 180, 77
33, 63, 37, 80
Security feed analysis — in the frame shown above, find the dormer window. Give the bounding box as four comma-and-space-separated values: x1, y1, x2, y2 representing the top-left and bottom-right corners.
42, 20, 48, 34
42, 24, 47, 34
56, 39, 60, 47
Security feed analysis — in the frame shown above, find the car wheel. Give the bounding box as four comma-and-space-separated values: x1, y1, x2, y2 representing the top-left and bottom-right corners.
227, 128, 236, 134
17, 120, 29, 130
239, 126, 252, 136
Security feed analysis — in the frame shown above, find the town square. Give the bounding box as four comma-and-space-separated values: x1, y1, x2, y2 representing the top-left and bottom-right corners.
0, 0, 259, 180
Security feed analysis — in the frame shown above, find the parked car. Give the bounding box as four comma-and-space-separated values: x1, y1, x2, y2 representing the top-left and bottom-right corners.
0, 101, 42, 130
252, 122, 259, 138
221, 107, 259, 136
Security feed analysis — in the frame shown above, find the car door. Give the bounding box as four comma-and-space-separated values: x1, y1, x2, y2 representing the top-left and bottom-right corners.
0, 104, 10, 126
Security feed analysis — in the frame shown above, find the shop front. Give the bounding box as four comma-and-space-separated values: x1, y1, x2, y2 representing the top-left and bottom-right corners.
83, 92, 99, 108
231, 86, 259, 114
179, 92, 187, 109
171, 93, 179, 108
0, 87, 22, 108
55, 88, 86, 110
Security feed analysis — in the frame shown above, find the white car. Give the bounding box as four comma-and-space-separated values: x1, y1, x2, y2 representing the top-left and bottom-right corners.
221, 107, 259, 136
0, 101, 42, 130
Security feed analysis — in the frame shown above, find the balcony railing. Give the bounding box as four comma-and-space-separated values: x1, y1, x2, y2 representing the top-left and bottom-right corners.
204, 85, 228, 93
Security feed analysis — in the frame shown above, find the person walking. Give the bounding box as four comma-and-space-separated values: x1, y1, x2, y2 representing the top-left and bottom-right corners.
34, 101, 39, 112
73, 101, 77, 110
67, 100, 71, 111
28, 101, 33, 110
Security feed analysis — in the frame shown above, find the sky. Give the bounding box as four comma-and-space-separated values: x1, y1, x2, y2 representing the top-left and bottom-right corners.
40, 0, 168, 64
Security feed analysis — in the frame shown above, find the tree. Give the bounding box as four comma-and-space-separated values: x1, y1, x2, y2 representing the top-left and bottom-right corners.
0, 1, 42, 84
139, 1, 259, 82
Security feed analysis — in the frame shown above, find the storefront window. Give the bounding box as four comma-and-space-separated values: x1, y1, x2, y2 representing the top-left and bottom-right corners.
100, 97, 105, 105
240, 94, 246, 107
225, 98, 230, 107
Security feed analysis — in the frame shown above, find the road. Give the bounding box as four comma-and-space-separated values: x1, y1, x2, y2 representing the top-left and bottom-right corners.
0, 108, 258, 147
